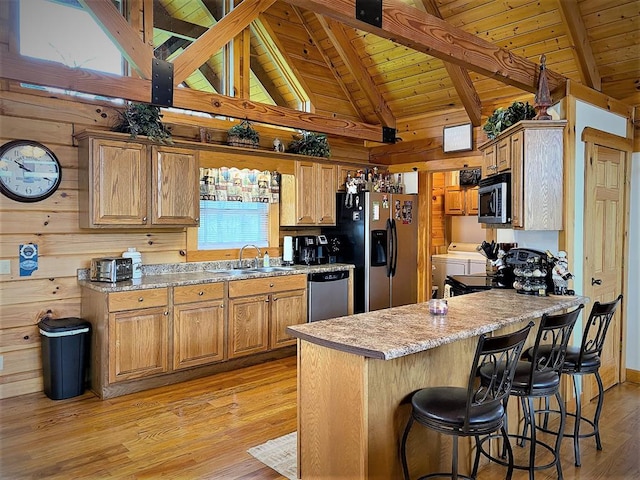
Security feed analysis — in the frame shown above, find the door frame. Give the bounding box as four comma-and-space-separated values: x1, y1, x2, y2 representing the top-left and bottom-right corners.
581, 127, 633, 391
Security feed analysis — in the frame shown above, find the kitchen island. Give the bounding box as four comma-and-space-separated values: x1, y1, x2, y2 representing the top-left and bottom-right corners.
287, 289, 586, 479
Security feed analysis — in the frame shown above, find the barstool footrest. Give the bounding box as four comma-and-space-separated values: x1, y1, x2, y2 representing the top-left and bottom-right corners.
532, 408, 599, 439
477, 432, 559, 473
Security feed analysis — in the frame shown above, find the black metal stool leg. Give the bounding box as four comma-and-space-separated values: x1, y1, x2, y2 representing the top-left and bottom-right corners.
593, 370, 605, 451
519, 397, 530, 447
527, 397, 536, 480
400, 416, 413, 480
554, 391, 565, 480
452, 434, 459, 480
572, 374, 582, 467
500, 425, 514, 480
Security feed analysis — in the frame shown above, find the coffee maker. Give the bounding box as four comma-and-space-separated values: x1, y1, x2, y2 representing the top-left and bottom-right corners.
294, 235, 318, 265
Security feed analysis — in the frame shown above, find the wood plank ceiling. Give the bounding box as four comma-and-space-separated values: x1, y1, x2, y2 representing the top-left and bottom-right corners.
150, 0, 639, 139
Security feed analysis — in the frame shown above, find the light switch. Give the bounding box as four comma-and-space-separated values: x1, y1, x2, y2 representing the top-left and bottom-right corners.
0, 260, 10, 275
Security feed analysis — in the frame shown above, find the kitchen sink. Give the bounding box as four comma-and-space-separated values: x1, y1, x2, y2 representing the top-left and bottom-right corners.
253, 266, 296, 272
206, 266, 297, 276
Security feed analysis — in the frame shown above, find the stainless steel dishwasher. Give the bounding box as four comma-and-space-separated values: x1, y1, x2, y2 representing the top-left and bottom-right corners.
307, 271, 349, 322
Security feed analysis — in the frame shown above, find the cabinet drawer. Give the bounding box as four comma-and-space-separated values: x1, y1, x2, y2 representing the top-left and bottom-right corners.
174, 283, 225, 304
229, 274, 307, 298
108, 288, 168, 312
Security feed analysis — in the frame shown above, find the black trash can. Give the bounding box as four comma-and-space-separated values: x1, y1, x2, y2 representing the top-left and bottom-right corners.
38, 317, 91, 400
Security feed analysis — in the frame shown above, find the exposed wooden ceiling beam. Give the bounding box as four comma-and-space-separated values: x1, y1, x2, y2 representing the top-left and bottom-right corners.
78, 0, 154, 79
0, 51, 384, 142
317, 16, 396, 128
556, 0, 601, 91
172, 0, 277, 84
282, 0, 566, 94
153, 1, 208, 40
292, 7, 366, 120
417, 0, 482, 126
254, 16, 315, 110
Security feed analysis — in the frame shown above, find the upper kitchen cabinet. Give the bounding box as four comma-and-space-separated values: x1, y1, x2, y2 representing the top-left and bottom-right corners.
76, 131, 199, 229
280, 160, 336, 226
479, 120, 566, 230
481, 137, 511, 178
444, 186, 478, 216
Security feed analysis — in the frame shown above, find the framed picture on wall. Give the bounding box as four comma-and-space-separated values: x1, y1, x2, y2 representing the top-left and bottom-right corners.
443, 123, 473, 152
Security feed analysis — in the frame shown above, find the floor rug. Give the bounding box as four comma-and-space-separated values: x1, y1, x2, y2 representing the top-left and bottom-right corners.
247, 431, 297, 480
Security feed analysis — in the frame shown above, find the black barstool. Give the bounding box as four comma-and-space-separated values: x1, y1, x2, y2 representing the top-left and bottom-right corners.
477, 305, 583, 480
400, 321, 534, 480
523, 295, 623, 467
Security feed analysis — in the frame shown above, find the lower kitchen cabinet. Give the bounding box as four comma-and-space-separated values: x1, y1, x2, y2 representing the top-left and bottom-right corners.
228, 294, 270, 358
228, 275, 307, 358
173, 283, 226, 370
107, 288, 169, 383
270, 289, 307, 348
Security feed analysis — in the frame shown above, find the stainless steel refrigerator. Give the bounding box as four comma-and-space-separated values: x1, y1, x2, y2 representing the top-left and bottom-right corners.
323, 191, 418, 313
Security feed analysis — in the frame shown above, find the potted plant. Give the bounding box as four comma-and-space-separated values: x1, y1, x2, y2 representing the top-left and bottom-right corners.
113, 102, 172, 144
483, 101, 536, 140
286, 131, 331, 158
227, 120, 260, 148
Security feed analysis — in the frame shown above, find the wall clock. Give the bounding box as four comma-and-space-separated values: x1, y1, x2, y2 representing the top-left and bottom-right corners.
0, 140, 62, 202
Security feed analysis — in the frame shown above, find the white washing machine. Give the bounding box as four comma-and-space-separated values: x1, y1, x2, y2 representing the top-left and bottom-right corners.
432, 243, 487, 298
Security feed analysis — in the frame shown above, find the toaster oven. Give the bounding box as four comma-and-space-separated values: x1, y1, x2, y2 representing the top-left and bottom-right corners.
90, 257, 133, 282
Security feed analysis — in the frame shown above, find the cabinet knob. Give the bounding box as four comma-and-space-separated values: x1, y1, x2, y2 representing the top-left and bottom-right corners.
195, 218, 199, 223
138, 297, 144, 302
298, 217, 303, 221
198, 291, 204, 296
142, 216, 147, 222
265, 298, 270, 303
270, 283, 274, 288
219, 303, 224, 309
164, 311, 169, 316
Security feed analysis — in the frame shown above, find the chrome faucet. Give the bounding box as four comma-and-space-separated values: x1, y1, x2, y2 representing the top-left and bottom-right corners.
239, 244, 261, 268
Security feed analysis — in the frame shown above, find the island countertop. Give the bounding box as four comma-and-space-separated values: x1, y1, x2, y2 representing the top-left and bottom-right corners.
287, 289, 586, 360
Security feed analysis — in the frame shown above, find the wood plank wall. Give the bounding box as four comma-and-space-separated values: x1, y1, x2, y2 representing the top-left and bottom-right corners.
0, 85, 372, 399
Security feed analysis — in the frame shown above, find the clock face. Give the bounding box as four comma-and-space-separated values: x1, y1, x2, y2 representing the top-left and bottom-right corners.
0, 140, 62, 202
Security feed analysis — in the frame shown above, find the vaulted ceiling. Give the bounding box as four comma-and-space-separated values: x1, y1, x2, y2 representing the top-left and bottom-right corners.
150, 0, 639, 135
2, 0, 637, 146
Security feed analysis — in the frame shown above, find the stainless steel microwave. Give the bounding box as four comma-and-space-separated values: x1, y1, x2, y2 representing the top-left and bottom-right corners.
478, 173, 511, 224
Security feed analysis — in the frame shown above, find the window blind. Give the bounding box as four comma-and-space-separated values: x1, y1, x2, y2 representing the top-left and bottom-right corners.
198, 201, 269, 250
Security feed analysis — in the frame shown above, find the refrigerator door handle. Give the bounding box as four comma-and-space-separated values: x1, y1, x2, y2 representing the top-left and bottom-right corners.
386, 218, 393, 277
390, 218, 398, 277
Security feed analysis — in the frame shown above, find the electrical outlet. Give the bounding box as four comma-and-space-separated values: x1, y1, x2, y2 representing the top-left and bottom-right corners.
0, 260, 10, 275
0, 355, 4, 371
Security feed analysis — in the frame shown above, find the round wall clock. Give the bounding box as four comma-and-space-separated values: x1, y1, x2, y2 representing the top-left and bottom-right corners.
0, 140, 62, 202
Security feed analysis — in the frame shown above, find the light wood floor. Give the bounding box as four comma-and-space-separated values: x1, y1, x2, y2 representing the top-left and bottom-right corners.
1, 355, 638, 479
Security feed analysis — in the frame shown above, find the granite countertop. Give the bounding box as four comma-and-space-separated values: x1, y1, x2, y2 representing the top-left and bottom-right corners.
287, 290, 587, 360
78, 262, 354, 293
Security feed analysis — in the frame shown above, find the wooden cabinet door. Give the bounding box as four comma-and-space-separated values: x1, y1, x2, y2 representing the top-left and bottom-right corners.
151, 146, 200, 226
228, 294, 269, 358
510, 130, 524, 228
496, 137, 511, 171
444, 186, 464, 215
295, 161, 316, 225
173, 300, 225, 370
466, 187, 479, 215
91, 140, 148, 226
317, 163, 336, 225
481, 143, 497, 178
270, 289, 307, 348
108, 307, 168, 383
